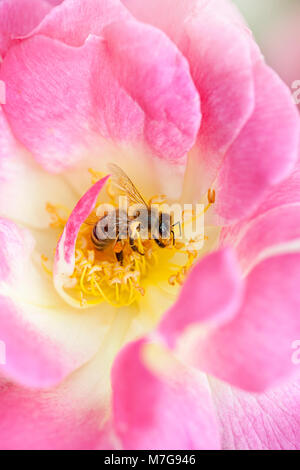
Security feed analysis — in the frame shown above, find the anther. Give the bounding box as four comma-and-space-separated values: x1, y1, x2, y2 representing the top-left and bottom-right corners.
208, 188, 216, 204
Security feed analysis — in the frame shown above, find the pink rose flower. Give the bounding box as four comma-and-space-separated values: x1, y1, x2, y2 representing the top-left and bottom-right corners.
0, 0, 300, 450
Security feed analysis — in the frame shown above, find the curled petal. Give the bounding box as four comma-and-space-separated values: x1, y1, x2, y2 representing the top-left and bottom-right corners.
221, 161, 300, 272
228, 204, 300, 274
102, 19, 201, 163
255, 160, 300, 216
158, 248, 243, 348
54, 176, 109, 305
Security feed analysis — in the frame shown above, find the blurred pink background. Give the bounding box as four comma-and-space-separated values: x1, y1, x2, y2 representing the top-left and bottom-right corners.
233, 0, 300, 100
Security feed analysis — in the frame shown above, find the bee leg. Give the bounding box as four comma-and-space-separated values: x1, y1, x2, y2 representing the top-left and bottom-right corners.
154, 238, 167, 248
171, 230, 175, 246
114, 238, 124, 265
130, 236, 145, 256
115, 250, 124, 265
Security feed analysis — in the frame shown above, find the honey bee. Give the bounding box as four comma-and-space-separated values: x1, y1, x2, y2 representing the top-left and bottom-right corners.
89, 164, 179, 264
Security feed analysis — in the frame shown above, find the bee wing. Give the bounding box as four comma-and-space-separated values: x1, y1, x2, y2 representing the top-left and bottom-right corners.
108, 163, 148, 208
93, 210, 127, 234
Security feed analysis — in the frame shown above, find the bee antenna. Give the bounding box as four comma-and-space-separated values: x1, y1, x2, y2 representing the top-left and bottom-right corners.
172, 221, 182, 237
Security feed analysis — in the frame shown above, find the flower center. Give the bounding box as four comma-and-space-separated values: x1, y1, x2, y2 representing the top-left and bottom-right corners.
44, 169, 215, 309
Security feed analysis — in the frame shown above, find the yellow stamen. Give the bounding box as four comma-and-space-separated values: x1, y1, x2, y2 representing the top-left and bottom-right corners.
44, 173, 215, 308
46, 202, 69, 228
41, 254, 53, 275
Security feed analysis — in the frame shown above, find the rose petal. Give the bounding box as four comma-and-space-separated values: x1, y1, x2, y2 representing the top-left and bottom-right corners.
54, 175, 109, 276
122, 0, 246, 33
111, 339, 221, 450
122, 0, 300, 221
102, 19, 201, 163
0, 354, 109, 449
1, 35, 111, 173
189, 254, 300, 392
158, 248, 243, 348
255, 160, 300, 216
0, 295, 75, 388
24, 0, 130, 46
122, 0, 255, 182
0, 0, 51, 58
1, 24, 200, 172
0, 217, 116, 388
215, 61, 300, 222
228, 204, 300, 274
210, 374, 300, 450
46, 0, 62, 5
220, 161, 300, 272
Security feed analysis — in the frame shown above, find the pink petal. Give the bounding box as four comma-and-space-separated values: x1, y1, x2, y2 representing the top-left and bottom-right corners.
0, 217, 115, 388
210, 374, 300, 450
25, 0, 130, 46
191, 254, 300, 392
1, 35, 111, 173
1, 23, 200, 171
46, 0, 62, 5
122, 0, 300, 220
229, 204, 300, 274
158, 248, 243, 348
0, 0, 51, 58
250, 159, 300, 218
0, 295, 75, 388
0, 107, 17, 159
122, 0, 255, 177
215, 61, 300, 222
102, 19, 201, 163
122, 0, 246, 34
220, 160, 300, 272
0, 366, 108, 450
111, 339, 221, 450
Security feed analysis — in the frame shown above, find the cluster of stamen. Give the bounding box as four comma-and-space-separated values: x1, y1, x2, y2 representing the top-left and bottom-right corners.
43, 169, 215, 308
70, 223, 158, 307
